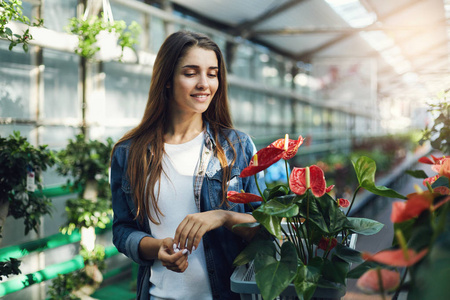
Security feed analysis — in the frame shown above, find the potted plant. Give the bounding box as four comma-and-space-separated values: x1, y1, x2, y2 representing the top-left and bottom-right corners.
227, 134, 405, 300
47, 244, 106, 300
0, 131, 56, 279
55, 134, 113, 296
0, 0, 44, 52
352, 95, 450, 299
351, 154, 450, 299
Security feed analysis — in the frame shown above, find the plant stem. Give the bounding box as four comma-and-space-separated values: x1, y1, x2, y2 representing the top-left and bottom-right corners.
254, 173, 266, 202
376, 267, 386, 300
306, 191, 313, 259
346, 186, 361, 216
392, 268, 408, 300
285, 159, 290, 185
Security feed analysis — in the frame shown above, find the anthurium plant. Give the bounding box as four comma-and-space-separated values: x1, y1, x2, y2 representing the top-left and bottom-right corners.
352, 154, 450, 300
228, 134, 405, 300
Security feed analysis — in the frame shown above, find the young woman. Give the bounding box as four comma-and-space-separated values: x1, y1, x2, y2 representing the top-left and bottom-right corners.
110, 31, 263, 300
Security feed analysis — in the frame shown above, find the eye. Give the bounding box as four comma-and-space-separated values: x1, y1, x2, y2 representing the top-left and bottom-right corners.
184, 73, 195, 77
208, 73, 217, 78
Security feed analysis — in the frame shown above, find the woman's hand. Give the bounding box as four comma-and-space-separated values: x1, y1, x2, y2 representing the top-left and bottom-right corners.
158, 237, 189, 273
173, 210, 228, 253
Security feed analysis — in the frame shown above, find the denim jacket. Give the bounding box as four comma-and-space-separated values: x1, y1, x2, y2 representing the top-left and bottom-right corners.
110, 122, 263, 300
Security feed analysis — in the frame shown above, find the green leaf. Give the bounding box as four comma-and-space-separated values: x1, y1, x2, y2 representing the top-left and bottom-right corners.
254, 241, 298, 300
257, 197, 299, 218
252, 210, 283, 239
334, 243, 364, 263
432, 176, 450, 188
406, 169, 429, 179
298, 195, 329, 234
233, 233, 275, 266
362, 181, 406, 199
352, 156, 376, 186
294, 264, 320, 300
264, 184, 289, 200
346, 261, 381, 278
347, 217, 384, 235
321, 256, 349, 285
316, 194, 353, 235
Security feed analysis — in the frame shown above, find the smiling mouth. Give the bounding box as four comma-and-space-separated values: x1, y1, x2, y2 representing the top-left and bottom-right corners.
191, 94, 209, 99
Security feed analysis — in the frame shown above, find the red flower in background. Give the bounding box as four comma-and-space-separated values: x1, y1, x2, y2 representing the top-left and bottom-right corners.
418, 155, 449, 185
391, 193, 432, 223
439, 158, 450, 178
227, 191, 263, 204
362, 248, 428, 267
289, 165, 333, 197
392, 191, 450, 223
357, 269, 400, 294
318, 236, 337, 251
338, 198, 350, 208
270, 135, 304, 160
239, 147, 284, 178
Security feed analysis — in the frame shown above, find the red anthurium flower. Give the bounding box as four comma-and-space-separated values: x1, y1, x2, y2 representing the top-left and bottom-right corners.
318, 236, 337, 251
290, 165, 327, 197
227, 191, 263, 204
391, 192, 433, 223
423, 175, 439, 186
240, 147, 284, 178
439, 158, 450, 178
325, 185, 335, 193
362, 248, 428, 267
338, 198, 350, 208
357, 269, 400, 294
270, 134, 304, 160
434, 186, 450, 195
418, 154, 445, 165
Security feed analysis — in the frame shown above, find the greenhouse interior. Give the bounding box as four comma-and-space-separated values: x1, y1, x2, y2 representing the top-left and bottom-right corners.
1, 0, 450, 299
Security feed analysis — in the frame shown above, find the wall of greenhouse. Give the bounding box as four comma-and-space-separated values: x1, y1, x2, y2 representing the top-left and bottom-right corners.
0, 0, 382, 299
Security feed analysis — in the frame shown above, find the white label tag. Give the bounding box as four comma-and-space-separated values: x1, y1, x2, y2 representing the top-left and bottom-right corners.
26, 171, 36, 192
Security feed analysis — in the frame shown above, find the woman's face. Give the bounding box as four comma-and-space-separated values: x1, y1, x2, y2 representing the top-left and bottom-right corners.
170, 46, 219, 117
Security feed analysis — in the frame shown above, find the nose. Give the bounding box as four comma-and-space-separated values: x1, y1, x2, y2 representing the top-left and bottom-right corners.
196, 74, 209, 90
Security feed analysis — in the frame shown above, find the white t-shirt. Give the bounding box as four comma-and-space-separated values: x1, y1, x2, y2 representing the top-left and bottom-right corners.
149, 132, 213, 300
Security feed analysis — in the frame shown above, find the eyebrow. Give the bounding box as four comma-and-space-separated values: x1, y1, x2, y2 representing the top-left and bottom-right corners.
181, 65, 219, 70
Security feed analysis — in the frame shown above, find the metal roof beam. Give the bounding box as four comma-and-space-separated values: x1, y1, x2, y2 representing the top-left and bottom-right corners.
251, 21, 445, 35
296, 0, 426, 62
233, 0, 308, 38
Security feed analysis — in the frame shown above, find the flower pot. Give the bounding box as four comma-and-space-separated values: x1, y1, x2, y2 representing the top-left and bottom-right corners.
230, 234, 357, 300
231, 262, 344, 300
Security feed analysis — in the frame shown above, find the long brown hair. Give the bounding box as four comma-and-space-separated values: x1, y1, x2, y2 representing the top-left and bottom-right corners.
112, 31, 236, 224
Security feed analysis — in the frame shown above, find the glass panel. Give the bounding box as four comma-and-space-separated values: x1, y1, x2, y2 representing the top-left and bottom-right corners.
103, 61, 151, 120
149, 16, 166, 54
42, 49, 80, 119
43, 0, 77, 32
0, 41, 33, 119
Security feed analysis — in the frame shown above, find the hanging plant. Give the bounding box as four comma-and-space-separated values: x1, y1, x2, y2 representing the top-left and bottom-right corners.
66, 13, 141, 61
420, 91, 450, 153
0, 0, 44, 52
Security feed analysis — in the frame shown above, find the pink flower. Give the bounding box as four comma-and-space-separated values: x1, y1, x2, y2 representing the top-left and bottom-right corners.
227, 191, 263, 204
357, 269, 400, 294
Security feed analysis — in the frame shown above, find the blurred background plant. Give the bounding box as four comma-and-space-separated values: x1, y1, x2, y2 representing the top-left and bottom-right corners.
0, 0, 43, 51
